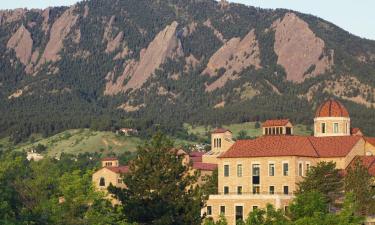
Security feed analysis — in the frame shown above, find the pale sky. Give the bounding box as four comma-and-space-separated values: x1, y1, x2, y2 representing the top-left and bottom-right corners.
1, 0, 374, 40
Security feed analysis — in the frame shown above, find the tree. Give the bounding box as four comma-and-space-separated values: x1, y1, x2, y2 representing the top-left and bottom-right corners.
297, 161, 343, 204
203, 214, 228, 225
109, 132, 205, 225
244, 204, 288, 225
344, 158, 375, 216
289, 191, 328, 220
254, 121, 261, 129
201, 168, 218, 195
237, 130, 249, 140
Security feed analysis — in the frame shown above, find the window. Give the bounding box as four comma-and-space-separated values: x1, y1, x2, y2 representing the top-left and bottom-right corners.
224, 165, 229, 177
237, 164, 243, 177
99, 177, 105, 186
220, 206, 225, 215
252, 186, 260, 194
284, 206, 289, 212
306, 163, 310, 174
298, 162, 303, 176
237, 186, 242, 195
321, 123, 326, 134
224, 186, 229, 195
269, 186, 275, 195
334, 123, 339, 133
207, 206, 212, 216
105, 162, 112, 167
269, 163, 275, 176
283, 163, 289, 176
118, 178, 122, 184
283, 186, 289, 195
252, 206, 258, 211
235, 206, 243, 223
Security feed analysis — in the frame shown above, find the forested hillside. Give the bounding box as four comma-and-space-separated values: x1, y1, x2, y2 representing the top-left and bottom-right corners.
1, 0, 375, 143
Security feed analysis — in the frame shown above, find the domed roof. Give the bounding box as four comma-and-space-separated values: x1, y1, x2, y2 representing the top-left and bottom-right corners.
315, 99, 349, 118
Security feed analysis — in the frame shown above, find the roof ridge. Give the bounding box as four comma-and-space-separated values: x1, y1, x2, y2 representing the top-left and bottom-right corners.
307, 136, 320, 157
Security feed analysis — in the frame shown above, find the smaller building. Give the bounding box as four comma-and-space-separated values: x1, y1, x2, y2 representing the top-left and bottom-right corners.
262, 119, 293, 135
92, 157, 128, 191
26, 149, 44, 161
119, 128, 138, 136
203, 128, 235, 164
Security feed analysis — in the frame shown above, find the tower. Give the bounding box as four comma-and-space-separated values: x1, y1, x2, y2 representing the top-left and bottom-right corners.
314, 99, 350, 137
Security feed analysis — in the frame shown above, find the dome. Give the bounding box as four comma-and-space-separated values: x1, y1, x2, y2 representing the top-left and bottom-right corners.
315, 99, 349, 118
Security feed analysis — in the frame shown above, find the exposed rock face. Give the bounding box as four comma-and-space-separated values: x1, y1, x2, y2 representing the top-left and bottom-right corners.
203, 29, 261, 91
203, 19, 226, 42
42, 8, 50, 33
306, 76, 375, 107
105, 21, 183, 95
106, 31, 124, 53
273, 13, 333, 82
7, 25, 33, 65
37, 7, 78, 67
103, 16, 116, 42
0, 9, 26, 25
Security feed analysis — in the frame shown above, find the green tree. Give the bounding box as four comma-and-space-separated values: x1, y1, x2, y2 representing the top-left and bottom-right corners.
203, 214, 228, 225
344, 158, 375, 215
202, 168, 218, 195
289, 191, 328, 220
297, 161, 343, 204
237, 130, 249, 140
109, 132, 205, 225
244, 204, 288, 225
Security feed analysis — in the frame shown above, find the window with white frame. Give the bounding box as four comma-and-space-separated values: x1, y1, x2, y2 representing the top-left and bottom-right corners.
333, 123, 339, 133
237, 164, 243, 177
283, 162, 289, 176
298, 162, 303, 176
269, 163, 275, 176
224, 165, 229, 177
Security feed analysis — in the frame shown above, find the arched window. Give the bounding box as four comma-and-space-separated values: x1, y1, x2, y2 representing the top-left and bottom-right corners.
99, 177, 105, 186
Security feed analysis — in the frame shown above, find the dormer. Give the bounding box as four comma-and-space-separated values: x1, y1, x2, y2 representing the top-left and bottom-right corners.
211, 128, 234, 153
101, 157, 119, 167
262, 119, 293, 135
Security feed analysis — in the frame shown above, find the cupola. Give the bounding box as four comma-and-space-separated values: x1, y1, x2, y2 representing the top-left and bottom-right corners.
314, 99, 350, 137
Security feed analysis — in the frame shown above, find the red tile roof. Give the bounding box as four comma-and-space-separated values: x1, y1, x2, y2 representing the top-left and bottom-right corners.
350, 128, 362, 136
347, 156, 375, 176
101, 157, 118, 161
189, 152, 205, 157
364, 137, 375, 146
219, 135, 362, 158
212, 128, 231, 134
315, 99, 349, 118
190, 156, 202, 163
192, 162, 217, 171
106, 166, 129, 174
262, 119, 291, 127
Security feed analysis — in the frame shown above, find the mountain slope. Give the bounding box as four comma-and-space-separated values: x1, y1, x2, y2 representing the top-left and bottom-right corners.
1, 0, 375, 142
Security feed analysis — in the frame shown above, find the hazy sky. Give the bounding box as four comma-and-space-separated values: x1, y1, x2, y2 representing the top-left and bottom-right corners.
1, 0, 374, 40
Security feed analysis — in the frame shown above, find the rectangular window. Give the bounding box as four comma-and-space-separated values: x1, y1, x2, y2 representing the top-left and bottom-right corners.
252, 164, 260, 185
321, 123, 326, 134
269, 186, 275, 195
334, 123, 339, 133
237, 164, 243, 177
235, 206, 243, 223
224, 165, 229, 177
298, 162, 303, 176
224, 186, 229, 195
252, 206, 258, 211
283, 163, 289, 176
269, 163, 275, 176
207, 206, 212, 216
220, 206, 225, 215
237, 186, 242, 195
306, 163, 310, 174
283, 186, 289, 195
252, 185, 260, 194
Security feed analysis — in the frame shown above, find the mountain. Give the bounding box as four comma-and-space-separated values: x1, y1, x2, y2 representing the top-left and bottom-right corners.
1, 0, 375, 143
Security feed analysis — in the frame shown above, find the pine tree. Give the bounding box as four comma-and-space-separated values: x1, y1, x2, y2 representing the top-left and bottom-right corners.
344, 158, 375, 216
109, 132, 205, 225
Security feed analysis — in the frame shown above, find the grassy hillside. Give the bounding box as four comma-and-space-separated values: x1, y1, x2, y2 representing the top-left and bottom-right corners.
185, 122, 313, 140
1, 129, 198, 157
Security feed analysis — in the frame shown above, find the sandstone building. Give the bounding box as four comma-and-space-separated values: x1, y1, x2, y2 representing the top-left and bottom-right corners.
203, 99, 375, 225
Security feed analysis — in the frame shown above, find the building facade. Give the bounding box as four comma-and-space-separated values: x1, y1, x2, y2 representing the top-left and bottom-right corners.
204, 99, 375, 225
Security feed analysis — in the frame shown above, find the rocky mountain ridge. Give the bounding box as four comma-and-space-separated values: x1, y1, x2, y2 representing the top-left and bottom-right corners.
1, 0, 375, 141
